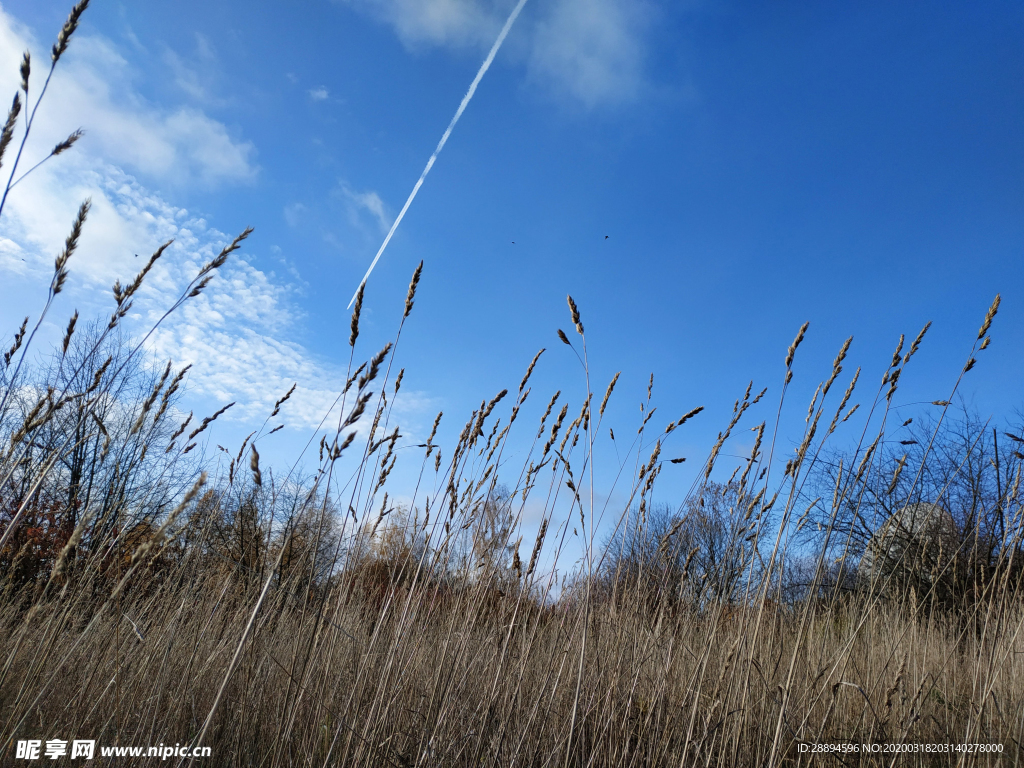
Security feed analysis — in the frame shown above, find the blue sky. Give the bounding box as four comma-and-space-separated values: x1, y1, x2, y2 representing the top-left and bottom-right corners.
0, 0, 1021, 537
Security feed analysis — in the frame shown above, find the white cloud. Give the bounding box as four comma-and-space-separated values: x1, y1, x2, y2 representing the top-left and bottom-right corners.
528, 0, 650, 107
122, 25, 145, 54
341, 184, 391, 234
0, 148, 333, 420
308, 86, 330, 101
346, 0, 503, 48
163, 34, 223, 105
283, 202, 306, 228
336, 0, 652, 106
0, 8, 396, 433
0, 10, 257, 188
0, 149, 367, 430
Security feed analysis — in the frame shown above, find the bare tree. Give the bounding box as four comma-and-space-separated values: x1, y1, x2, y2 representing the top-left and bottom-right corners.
803, 404, 1024, 607
598, 482, 765, 614
0, 322, 198, 588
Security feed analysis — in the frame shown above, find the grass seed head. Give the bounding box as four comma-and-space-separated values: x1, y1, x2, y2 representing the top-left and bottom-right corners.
250, 445, 262, 486
599, 372, 620, 417
567, 294, 584, 336
4, 317, 27, 368
0, 93, 21, 170
198, 226, 251, 278
19, 51, 29, 92
61, 310, 78, 356
350, 282, 365, 347
425, 411, 442, 457
978, 294, 1000, 340
675, 405, 700, 430
909, 320, 931, 357
891, 334, 905, 368
52, 129, 83, 157
188, 402, 234, 441
271, 383, 297, 417
53, 199, 90, 295
404, 260, 423, 318
537, 391, 560, 438
822, 336, 852, 396
785, 321, 810, 370
519, 348, 545, 394
52, 0, 90, 63
85, 355, 112, 394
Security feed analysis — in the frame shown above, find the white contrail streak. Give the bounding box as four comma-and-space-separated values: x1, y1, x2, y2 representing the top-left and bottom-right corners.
347, 0, 530, 308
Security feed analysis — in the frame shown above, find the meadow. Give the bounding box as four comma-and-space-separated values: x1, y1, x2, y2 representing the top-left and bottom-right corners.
1, 4, 1023, 766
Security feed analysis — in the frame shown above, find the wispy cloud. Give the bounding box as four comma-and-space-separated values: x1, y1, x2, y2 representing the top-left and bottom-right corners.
163, 33, 226, 106
345, 0, 503, 48
0, 151, 347, 428
341, 184, 392, 234
336, 0, 653, 106
0, 8, 426, 432
0, 11, 257, 188
528, 0, 651, 107
283, 202, 306, 228
308, 86, 330, 101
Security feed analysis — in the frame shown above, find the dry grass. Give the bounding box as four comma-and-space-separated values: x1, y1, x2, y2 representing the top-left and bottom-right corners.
1, 553, 1022, 766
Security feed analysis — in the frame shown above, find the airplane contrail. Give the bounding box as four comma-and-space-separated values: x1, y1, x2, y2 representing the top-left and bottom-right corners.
347, 0, 530, 308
